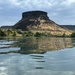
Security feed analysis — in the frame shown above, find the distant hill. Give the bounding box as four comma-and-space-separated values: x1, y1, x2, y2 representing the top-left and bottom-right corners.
12, 11, 72, 35
60, 25, 75, 31
0, 26, 13, 29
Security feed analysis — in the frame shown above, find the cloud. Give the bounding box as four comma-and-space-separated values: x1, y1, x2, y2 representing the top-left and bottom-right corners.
0, 0, 62, 9
0, 0, 75, 25
0, 0, 75, 10
7, 0, 53, 10
61, 0, 75, 6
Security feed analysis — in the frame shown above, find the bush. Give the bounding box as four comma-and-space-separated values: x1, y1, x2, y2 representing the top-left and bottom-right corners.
12, 31, 17, 37
26, 31, 34, 37
6, 29, 12, 36
22, 32, 26, 37
16, 29, 24, 34
71, 32, 75, 37
35, 32, 47, 37
0, 29, 6, 36
61, 33, 65, 37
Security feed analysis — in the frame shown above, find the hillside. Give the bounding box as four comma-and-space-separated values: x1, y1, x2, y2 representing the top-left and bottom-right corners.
0, 26, 13, 29
13, 11, 72, 35
61, 25, 75, 31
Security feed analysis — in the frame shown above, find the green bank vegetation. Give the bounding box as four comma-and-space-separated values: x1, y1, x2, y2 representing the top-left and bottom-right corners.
70, 32, 75, 37
0, 29, 6, 36
0, 28, 75, 37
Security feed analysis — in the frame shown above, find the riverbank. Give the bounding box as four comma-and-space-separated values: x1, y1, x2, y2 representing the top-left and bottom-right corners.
0, 28, 75, 37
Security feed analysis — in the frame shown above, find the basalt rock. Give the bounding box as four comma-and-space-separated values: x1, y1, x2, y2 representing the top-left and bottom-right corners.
13, 11, 72, 35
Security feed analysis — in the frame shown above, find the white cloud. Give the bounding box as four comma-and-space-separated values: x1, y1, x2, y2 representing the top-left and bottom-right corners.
0, 0, 21, 9
9, 0, 20, 6
0, 0, 75, 9
61, 0, 75, 6
0, 0, 59, 9
0, 0, 75, 25
67, 0, 75, 4
9, 0, 53, 9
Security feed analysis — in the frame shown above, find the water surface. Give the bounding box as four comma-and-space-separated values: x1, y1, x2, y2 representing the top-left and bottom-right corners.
0, 37, 75, 75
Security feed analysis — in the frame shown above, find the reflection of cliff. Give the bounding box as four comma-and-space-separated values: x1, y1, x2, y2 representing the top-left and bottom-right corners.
14, 37, 73, 54
0, 38, 73, 54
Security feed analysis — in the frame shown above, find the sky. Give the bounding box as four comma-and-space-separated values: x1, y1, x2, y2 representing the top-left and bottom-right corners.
0, 0, 75, 26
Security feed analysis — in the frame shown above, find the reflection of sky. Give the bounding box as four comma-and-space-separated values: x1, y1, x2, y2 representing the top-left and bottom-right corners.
0, 47, 20, 52
0, 40, 20, 52
0, 48, 75, 75
0, 40, 16, 45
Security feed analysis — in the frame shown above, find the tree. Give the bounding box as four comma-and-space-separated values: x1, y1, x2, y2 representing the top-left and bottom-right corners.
0, 29, 6, 36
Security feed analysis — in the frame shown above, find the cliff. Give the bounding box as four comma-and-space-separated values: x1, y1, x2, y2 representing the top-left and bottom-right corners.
13, 11, 72, 35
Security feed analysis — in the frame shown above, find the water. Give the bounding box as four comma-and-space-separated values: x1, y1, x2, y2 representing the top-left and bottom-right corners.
0, 37, 75, 75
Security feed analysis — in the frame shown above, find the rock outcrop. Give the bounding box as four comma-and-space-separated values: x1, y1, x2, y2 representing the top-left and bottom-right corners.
13, 11, 72, 35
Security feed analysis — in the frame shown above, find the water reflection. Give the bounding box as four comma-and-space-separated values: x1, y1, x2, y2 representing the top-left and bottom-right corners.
0, 37, 74, 54
14, 37, 74, 54
0, 37, 75, 75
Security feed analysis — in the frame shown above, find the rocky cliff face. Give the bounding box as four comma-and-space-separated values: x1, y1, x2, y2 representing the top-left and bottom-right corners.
13, 11, 72, 35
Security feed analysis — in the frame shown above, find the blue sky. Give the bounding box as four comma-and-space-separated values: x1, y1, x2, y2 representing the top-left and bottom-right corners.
0, 0, 75, 26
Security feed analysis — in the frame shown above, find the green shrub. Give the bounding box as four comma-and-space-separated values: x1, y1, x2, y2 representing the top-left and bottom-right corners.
12, 31, 17, 37
16, 29, 24, 34
6, 29, 12, 36
26, 31, 34, 37
35, 32, 47, 37
0, 29, 6, 36
71, 32, 75, 37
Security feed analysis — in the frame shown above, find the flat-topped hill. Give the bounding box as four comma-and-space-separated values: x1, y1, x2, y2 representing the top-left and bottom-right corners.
13, 11, 72, 35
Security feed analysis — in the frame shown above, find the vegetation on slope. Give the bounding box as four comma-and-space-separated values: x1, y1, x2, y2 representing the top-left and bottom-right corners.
0, 28, 73, 37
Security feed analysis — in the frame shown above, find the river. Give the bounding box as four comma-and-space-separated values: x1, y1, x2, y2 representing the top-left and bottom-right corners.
0, 37, 75, 75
